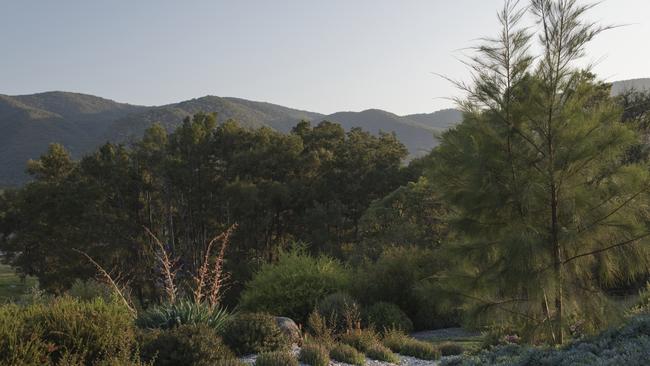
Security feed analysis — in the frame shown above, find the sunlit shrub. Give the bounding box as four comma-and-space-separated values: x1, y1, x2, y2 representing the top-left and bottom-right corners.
240, 249, 351, 323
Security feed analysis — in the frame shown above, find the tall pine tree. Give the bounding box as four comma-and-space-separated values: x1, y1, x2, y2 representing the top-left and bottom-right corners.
431, 0, 650, 343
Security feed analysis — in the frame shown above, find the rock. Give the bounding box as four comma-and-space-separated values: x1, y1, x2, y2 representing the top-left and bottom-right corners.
276, 316, 302, 345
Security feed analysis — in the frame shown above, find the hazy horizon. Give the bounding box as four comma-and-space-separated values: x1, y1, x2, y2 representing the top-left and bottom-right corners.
2, 0, 649, 115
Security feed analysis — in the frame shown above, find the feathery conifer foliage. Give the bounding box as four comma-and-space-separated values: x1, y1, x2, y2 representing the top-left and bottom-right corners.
431, 0, 650, 344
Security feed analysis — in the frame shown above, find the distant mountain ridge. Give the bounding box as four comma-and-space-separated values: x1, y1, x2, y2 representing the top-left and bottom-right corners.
0, 92, 461, 186
2, 78, 645, 186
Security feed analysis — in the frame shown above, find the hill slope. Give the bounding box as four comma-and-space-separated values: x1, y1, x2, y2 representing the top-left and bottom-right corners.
0, 92, 145, 186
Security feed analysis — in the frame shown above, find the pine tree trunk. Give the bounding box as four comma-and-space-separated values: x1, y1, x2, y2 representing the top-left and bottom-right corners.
551, 185, 564, 344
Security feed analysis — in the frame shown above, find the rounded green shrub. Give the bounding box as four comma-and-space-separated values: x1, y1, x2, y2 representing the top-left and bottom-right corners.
239, 249, 350, 322
136, 300, 231, 332
329, 343, 365, 366
299, 343, 330, 366
364, 301, 413, 333
139, 324, 235, 366
366, 343, 400, 363
222, 313, 290, 355
0, 297, 138, 365
317, 292, 361, 332
254, 351, 299, 366
439, 342, 464, 356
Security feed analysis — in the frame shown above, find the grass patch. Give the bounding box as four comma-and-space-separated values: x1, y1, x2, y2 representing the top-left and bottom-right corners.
0, 264, 37, 301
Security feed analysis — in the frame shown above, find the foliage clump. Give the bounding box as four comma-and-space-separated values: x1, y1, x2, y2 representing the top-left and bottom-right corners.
441, 316, 650, 366
366, 343, 400, 363
364, 301, 414, 333
329, 343, 365, 365
136, 300, 231, 331
383, 329, 440, 360
222, 313, 289, 355
438, 342, 464, 356
0, 297, 138, 365
240, 249, 350, 322
339, 328, 381, 353
139, 324, 235, 366
299, 344, 330, 366
254, 351, 299, 366
317, 292, 361, 332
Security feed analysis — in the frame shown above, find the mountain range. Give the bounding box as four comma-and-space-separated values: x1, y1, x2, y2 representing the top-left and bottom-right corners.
1, 78, 648, 187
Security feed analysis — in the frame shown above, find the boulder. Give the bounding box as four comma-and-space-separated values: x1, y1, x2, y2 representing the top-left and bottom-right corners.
275, 316, 302, 345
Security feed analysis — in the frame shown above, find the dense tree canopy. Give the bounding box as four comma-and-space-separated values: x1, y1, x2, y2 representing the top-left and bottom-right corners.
0, 115, 410, 306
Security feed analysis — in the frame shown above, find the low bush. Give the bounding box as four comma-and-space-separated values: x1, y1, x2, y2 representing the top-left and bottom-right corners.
340, 328, 380, 353
0, 297, 137, 365
317, 292, 361, 332
299, 344, 330, 366
66, 279, 114, 302
439, 342, 464, 356
222, 313, 290, 355
329, 343, 365, 366
214, 360, 247, 366
383, 329, 440, 360
353, 246, 459, 330
364, 301, 413, 333
366, 343, 400, 363
254, 351, 299, 366
139, 324, 235, 366
239, 249, 351, 322
441, 316, 650, 366
136, 300, 231, 331
305, 310, 335, 346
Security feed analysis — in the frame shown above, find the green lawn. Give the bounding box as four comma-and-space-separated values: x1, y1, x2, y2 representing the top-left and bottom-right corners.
0, 264, 38, 301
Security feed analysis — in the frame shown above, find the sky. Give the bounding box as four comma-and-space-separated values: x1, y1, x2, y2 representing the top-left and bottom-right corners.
1, 0, 649, 115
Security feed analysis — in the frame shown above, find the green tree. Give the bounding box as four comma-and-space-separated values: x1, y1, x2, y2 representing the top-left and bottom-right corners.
430, 0, 650, 343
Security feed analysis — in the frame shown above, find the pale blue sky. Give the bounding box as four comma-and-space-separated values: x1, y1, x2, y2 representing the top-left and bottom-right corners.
1, 0, 648, 115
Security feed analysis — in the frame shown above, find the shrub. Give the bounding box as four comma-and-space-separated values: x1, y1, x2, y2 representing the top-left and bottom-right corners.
305, 310, 335, 346
213, 360, 247, 366
239, 249, 350, 322
222, 313, 290, 355
340, 328, 380, 353
139, 324, 235, 366
0, 297, 137, 365
329, 343, 365, 366
366, 343, 400, 363
383, 329, 440, 360
439, 342, 464, 356
353, 246, 458, 330
299, 343, 330, 366
136, 300, 231, 332
67, 279, 114, 302
317, 292, 361, 332
364, 301, 413, 333
255, 351, 299, 366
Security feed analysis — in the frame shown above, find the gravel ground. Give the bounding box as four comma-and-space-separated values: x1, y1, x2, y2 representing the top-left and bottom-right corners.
239, 346, 441, 365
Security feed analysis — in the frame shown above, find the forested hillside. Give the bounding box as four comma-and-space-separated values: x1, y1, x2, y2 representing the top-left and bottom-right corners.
0, 92, 462, 186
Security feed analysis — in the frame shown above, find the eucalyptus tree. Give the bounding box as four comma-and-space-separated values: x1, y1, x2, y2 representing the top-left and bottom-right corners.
431, 0, 650, 343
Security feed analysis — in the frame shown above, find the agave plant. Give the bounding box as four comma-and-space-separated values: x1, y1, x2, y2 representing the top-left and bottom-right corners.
137, 300, 233, 332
